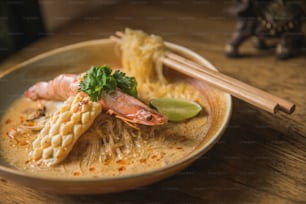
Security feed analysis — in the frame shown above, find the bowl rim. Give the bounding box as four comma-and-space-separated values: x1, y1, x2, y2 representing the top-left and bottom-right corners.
0, 38, 232, 183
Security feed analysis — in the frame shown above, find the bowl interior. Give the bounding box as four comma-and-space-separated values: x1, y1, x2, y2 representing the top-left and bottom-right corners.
0, 39, 231, 194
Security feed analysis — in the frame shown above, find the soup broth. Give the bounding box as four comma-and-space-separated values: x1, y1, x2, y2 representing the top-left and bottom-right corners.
0, 86, 211, 178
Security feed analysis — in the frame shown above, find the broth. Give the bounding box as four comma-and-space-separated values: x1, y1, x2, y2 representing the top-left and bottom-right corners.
0, 88, 210, 178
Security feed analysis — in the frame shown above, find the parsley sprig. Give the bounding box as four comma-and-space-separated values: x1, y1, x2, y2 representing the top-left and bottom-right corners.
79, 66, 137, 102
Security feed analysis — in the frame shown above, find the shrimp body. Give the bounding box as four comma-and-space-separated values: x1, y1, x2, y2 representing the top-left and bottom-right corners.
24, 74, 167, 126
101, 89, 166, 126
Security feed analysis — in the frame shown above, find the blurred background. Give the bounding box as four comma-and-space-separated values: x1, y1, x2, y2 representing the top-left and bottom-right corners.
0, 0, 120, 62
0, 0, 305, 62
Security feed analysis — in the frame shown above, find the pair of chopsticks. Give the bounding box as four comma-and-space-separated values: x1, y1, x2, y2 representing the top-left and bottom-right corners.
111, 32, 295, 114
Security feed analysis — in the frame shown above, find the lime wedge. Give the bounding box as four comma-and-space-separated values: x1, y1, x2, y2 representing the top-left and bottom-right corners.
150, 98, 202, 122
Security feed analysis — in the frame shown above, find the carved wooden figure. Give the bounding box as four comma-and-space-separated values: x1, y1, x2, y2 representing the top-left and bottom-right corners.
225, 0, 305, 59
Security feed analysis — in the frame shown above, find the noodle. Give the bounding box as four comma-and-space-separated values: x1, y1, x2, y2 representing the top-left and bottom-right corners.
121, 28, 167, 83
41, 28, 203, 164
120, 28, 200, 102
70, 28, 203, 164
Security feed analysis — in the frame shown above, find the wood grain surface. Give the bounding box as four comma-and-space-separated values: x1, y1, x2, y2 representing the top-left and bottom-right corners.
0, 1, 305, 203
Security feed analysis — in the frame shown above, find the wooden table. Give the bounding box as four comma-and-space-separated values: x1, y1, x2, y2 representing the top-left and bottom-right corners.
1, 1, 305, 203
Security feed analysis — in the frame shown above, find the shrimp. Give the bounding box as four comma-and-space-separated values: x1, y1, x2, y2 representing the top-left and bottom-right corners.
25, 74, 79, 101
24, 74, 168, 127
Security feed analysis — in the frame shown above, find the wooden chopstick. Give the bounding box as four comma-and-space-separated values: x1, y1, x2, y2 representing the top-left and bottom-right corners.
111, 32, 295, 114
164, 52, 295, 114
161, 56, 280, 113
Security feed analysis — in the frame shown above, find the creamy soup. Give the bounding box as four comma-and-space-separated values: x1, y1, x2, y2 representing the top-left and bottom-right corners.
0, 89, 210, 178
0, 28, 212, 178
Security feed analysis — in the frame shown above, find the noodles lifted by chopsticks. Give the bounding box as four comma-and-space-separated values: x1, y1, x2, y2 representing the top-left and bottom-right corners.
120, 28, 200, 102
120, 28, 167, 84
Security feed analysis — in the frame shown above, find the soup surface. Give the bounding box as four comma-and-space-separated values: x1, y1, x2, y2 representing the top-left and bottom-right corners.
0, 85, 211, 178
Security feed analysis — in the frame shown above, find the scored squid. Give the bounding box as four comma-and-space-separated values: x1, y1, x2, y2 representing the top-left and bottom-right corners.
31, 93, 102, 166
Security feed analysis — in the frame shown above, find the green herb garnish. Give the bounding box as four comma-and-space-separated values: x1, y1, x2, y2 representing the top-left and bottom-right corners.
79, 65, 137, 101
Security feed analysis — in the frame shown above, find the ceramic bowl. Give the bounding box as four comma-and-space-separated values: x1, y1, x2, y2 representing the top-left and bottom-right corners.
0, 39, 231, 194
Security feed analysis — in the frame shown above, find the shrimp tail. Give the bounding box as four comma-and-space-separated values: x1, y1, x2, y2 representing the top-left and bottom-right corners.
24, 74, 79, 101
